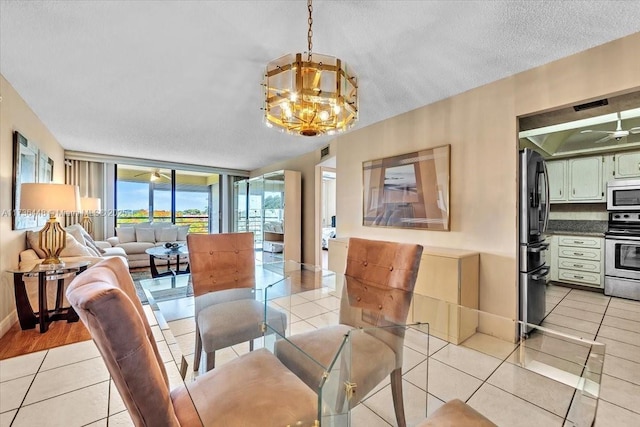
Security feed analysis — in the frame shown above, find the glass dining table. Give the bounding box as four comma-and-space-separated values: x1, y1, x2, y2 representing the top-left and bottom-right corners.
140, 261, 605, 427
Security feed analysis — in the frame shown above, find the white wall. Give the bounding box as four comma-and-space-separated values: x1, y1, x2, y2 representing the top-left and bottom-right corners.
0, 75, 66, 336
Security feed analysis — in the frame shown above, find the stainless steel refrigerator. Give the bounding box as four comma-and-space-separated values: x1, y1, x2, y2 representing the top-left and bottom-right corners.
519, 148, 550, 334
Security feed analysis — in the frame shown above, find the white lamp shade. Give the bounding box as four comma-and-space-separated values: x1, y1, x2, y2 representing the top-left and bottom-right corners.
80, 197, 101, 212
20, 183, 81, 214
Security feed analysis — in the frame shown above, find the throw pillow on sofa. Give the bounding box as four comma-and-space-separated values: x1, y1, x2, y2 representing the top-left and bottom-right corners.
135, 227, 156, 243
115, 227, 136, 243
65, 223, 87, 246
156, 226, 178, 242
176, 225, 189, 241
25, 230, 46, 259
78, 226, 106, 254
26, 230, 94, 258
60, 234, 94, 257
64, 224, 102, 257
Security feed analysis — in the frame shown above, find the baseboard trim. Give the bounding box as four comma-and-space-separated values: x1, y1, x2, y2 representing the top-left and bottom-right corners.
0, 310, 18, 339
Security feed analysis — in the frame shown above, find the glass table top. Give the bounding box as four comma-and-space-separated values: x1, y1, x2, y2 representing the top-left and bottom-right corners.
9, 261, 91, 275
138, 261, 606, 427
145, 245, 189, 257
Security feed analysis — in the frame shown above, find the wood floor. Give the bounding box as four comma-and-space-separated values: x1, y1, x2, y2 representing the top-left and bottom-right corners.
0, 320, 91, 360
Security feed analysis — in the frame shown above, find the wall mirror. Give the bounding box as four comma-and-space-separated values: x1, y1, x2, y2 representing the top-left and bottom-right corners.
12, 131, 54, 230
363, 144, 450, 231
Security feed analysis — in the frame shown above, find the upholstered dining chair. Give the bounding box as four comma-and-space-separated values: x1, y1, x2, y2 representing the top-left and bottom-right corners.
187, 232, 287, 371
66, 257, 317, 427
275, 237, 423, 427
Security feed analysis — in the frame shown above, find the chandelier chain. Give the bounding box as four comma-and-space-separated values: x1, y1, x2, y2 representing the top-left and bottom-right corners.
307, 0, 313, 61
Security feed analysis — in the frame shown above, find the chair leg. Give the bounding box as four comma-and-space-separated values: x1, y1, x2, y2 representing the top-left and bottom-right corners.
391, 368, 406, 427
205, 351, 215, 372
193, 331, 202, 371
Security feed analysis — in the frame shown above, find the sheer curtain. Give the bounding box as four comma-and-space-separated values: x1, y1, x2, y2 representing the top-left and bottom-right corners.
65, 159, 107, 240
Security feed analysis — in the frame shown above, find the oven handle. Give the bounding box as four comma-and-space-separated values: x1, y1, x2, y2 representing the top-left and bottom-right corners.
532, 267, 550, 280
606, 235, 640, 242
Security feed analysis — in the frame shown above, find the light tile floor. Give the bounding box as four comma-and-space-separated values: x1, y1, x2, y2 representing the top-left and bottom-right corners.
1, 285, 639, 426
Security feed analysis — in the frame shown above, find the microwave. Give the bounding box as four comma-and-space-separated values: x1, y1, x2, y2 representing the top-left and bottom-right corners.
607, 179, 640, 211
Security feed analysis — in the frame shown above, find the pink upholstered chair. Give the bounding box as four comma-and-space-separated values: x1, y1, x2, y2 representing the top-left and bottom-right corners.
275, 237, 423, 427
187, 232, 287, 371
66, 257, 316, 427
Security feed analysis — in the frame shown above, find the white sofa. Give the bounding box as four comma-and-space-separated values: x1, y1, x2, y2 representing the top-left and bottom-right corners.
106, 222, 189, 268
19, 223, 127, 270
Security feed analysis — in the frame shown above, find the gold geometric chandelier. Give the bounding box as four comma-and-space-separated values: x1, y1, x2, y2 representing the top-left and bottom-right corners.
263, 0, 358, 136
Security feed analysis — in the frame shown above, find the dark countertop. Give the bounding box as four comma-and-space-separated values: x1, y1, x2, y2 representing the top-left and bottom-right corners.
546, 220, 607, 237
546, 230, 605, 237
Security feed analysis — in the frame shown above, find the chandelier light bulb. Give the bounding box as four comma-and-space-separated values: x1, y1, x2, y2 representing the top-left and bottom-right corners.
319, 110, 330, 121
333, 104, 341, 114
290, 93, 298, 102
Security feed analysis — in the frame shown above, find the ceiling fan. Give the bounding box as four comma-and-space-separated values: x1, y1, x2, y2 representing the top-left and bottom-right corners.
134, 169, 171, 181
580, 112, 640, 143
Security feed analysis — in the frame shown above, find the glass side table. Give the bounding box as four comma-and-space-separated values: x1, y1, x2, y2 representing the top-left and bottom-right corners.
8, 261, 91, 333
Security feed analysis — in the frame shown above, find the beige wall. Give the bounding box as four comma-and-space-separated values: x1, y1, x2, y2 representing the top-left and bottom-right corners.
335, 32, 640, 320
258, 33, 640, 322
0, 75, 66, 335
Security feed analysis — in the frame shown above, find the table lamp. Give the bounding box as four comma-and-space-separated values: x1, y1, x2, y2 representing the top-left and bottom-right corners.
20, 183, 81, 265
80, 197, 101, 237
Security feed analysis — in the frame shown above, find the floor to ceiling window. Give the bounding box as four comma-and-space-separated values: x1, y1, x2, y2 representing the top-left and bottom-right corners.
115, 165, 219, 233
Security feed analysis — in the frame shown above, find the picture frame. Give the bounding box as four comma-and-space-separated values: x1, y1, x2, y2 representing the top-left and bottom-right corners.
12, 131, 53, 230
362, 144, 450, 231
38, 150, 54, 183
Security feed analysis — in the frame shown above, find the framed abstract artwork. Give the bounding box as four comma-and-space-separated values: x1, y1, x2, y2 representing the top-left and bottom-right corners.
363, 145, 450, 230
12, 131, 54, 230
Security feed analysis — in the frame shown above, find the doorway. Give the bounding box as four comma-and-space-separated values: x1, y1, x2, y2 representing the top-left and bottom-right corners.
315, 162, 336, 269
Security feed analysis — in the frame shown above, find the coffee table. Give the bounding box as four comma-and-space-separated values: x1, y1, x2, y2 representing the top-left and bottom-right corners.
145, 245, 189, 278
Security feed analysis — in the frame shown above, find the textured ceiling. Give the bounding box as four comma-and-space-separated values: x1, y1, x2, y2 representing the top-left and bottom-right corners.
2, 1, 640, 171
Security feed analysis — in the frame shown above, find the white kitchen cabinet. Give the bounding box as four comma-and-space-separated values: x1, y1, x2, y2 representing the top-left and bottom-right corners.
547, 155, 606, 204
568, 157, 605, 202
554, 234, 604, 289
613, 151, 640, 179
557, 235, 601, 248
546, 161, 567, 202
